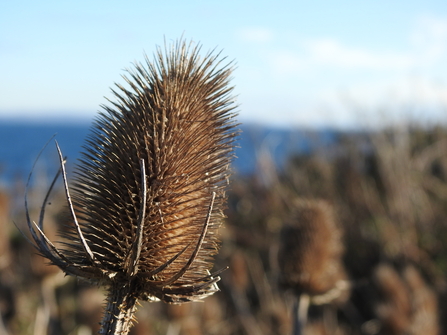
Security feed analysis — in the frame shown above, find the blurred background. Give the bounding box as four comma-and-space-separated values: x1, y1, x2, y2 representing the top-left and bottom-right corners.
2, 1, 447, 334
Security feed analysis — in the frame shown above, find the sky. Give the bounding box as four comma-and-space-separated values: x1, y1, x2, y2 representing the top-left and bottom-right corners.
2, 0, 447, 129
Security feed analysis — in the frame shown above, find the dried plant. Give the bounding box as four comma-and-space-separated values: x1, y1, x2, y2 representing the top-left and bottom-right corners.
278, 199, 348, 298
23, 39, 238, 334
0, 190, 11, 270
373, 263, 440, 335
404, 265, 439, 335
277, 199, 349, 335
374, 263, 412, 334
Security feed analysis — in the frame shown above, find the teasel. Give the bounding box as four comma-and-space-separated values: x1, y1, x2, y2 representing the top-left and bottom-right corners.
23, 39, 238, 334
277, 199, 349, 335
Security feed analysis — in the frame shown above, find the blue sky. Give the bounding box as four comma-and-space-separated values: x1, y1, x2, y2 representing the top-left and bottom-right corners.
2, 1, 447, 128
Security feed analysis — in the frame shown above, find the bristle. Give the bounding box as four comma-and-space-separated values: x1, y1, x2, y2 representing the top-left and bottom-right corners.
277, 199, 347, 297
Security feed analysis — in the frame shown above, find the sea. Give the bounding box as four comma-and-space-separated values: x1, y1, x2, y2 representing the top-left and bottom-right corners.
0, 120, 338, 189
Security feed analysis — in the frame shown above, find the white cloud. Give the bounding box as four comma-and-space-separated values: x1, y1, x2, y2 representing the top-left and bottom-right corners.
315, 76, 447, 129
266, 16, 447, 76
269, 38, 417, 75
345, 77, 447, 107
305, 39, 415, 70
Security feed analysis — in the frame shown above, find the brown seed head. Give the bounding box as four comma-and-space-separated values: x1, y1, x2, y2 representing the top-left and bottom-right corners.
277, 199, 347, 297
25, 39, 238, 304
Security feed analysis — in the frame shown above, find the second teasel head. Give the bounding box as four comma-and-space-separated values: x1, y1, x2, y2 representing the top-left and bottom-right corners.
277, 199, 347, 298
25, 39, 238, 304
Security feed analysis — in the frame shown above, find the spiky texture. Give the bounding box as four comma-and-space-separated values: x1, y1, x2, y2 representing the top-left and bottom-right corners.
64, 39, 237, 301
277, 199, 347, 298
24, 39, 238, 334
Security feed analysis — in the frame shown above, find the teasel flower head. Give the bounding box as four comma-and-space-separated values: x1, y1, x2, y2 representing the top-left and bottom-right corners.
278, 199, 348, 299
277, 199, 349, 335
23, 38, 238, 334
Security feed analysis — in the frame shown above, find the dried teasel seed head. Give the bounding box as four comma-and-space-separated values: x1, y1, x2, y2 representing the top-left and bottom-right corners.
277, 199, 348, 299
24, 39, 238, 306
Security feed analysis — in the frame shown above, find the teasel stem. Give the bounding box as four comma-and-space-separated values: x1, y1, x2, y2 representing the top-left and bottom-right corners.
100, 281, 138, 335
292, 294, 310, 335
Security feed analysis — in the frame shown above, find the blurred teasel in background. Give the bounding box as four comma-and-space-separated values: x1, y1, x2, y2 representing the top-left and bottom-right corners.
277, 199, 349, 334
22, 38, 238, 334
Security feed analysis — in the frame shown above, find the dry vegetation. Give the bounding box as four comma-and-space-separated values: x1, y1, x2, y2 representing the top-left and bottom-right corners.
2, 124, 447, 334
